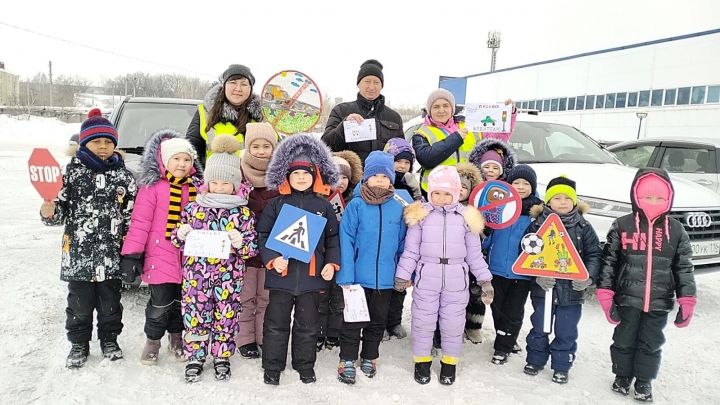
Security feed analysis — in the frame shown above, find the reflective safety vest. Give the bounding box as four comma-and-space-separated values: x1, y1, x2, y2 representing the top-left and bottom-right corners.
417, 122, 481, 191
198, 103, 245, 159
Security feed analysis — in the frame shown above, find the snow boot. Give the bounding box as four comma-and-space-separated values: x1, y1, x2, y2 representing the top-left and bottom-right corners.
439, 361, 456, 385
100, 338, 123, 361
140, 338, 161, 365
263, 370, 281, 385
464, 328, 483, 344
612, 375, 633, 396
66, 342, 90, 369
414, 361, 432, 384
360, 358, 377, 378
213, 358, 231, 381
299, 368, 316, 384
324, 336, 340, 350
511, 344, 523, 354
184, 360, 204, 383
337, 360, 356, 385
316, 337, 326, 352
168, 333, 184, 361
238, 342, 261, 359
552, 370, 569, 384
634, 379, 653, 402
523, 363, 543, 376
491, 351, 508, 365
387, 324, 408, 339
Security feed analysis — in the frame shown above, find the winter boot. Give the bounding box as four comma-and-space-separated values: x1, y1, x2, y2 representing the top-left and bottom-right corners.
552, 370, 569, 384
100, 338, 123, 361
491, 351, 508, 365
238, 342, 261, 359
511, 344, 523, 354
263, 370, 281, 385
184, 360, 204, 383
439, 362, 456, 385
299, 368, 316, 384
414, 361, 432, 384
634, 379, 653, 402
316, 337, 326, 352
66, 342, 90, 369
387, 324, 408, 339
360, 358, 377, 378
140, 338, 161, 365
464, 328, 483, 344
337, 360, 356, 385
612, 375, 633, 396
213, 358, 231, 381
523, 363, 543, 376
324, 336, 340, 350
168, 333, 185, 361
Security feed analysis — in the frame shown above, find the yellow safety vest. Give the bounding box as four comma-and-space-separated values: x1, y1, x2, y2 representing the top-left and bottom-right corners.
198, 103, 246, 159
417, 122, 481, 191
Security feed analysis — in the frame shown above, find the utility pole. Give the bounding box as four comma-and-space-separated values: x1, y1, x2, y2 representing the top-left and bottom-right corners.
48, 60, 53, 107
487, 31, 501, 72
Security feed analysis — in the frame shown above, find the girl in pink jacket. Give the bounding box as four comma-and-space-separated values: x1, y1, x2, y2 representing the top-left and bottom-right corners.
120, 130, 203, 365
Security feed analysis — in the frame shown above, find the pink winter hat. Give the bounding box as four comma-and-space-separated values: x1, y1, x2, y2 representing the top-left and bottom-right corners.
428, 165, 462, 204
635, 173, 672, 201
480, 150, 504, 175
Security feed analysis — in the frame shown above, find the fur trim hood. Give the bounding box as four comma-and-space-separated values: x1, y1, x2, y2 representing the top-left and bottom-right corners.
468, 138, 517, 179
334, 150, 363, 186
456, 162, 483, 189
529, 200, 590, 219
138, 129, 203, 186
403, 201, 485, 234
266, 134, 338, 195
204, 83, 264, 123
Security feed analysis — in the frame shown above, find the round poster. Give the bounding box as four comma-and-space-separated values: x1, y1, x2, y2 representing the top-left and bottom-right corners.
468, 180, 522, 230
261, 70, 322, 135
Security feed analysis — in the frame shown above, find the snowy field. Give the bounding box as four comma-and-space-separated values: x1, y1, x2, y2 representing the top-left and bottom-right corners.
1, 114, 718, 405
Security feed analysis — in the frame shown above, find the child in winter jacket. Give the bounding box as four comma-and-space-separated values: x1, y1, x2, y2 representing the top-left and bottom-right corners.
120, 130, 203, 365
172, 134, 258, 382
456, 162, 482, 205
483, 165, 543, 365
596, 168, 696, 402
40, 109, 137, 369
523, 176, 602, 384
257, 134, 340, 385
331, 150, 363, 203
336, 151, 407, 384
236, 123, 280, 359
395, 165, 493, 385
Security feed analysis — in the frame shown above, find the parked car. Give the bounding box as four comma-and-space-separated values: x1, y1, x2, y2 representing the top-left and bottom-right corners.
607, 138, 720, 193
404, 115, 720, 272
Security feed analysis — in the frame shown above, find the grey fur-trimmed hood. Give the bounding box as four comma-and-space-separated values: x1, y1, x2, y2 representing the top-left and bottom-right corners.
266, 134, 338, 192
203, 84, 263, 123
468, 138, 517, 180
138, 129, 203, 186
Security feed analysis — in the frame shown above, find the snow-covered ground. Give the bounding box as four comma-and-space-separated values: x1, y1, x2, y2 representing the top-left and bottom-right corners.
1, 114, 718, 404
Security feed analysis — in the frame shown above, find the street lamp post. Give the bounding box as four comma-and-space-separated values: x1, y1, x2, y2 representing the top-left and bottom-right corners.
636, 112, 648, 139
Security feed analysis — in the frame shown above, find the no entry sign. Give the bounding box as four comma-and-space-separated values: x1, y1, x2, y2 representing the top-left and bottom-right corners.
468, 180, 521, 230
28, 148, 62, 201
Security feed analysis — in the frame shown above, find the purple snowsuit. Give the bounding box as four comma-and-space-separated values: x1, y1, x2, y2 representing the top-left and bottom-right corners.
396, 202, 491, 360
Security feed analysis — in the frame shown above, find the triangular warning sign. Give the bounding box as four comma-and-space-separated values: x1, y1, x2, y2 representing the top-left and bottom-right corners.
274, 215, 310, 252
512, 213, 589, 280
327, 191, 346, 222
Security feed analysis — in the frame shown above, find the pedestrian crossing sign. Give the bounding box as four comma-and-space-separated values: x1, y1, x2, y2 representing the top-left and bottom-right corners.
266, 204, 327, 263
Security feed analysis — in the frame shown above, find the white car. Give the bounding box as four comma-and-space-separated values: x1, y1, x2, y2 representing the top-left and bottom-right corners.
404, 114, 720, 272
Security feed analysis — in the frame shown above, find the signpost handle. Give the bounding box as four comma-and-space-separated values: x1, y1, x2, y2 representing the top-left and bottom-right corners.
543, 288, 553, 333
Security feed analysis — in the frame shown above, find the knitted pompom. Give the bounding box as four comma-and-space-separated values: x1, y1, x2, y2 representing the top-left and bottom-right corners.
87, 107, 102, 118
210, 134, 242, 154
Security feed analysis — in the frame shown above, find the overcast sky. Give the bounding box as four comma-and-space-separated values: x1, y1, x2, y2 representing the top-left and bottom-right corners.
1, 0, 719, 107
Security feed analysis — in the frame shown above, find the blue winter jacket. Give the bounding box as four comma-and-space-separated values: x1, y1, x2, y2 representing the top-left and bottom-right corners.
337, 192, 407, 290
482, 215, 532, 281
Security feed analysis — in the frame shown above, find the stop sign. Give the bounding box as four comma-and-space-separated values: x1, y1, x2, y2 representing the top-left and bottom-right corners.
28, 148, 63, 201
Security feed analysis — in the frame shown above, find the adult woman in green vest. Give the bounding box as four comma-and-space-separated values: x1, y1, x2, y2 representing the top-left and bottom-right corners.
412, 89, 516, 197
186, 64, 264, 168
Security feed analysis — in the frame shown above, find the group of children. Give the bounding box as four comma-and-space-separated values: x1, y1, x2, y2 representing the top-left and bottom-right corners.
40, 106, 696, 401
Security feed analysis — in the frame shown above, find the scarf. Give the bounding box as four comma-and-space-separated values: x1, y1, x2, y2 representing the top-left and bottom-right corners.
165, 172, 196, 239
423, 114, 459, 134
195, 192, 247, 209
540, 205, 582, 228
521, 195, 544, 216
241, 152, 269, 188
360, 183, 395, 205
76, 146, 123, 172
356, 93, 385, 118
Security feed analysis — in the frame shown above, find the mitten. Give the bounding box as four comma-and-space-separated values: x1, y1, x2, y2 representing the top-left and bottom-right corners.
120, 254, 143, 284
480, 281, 494, 305
228, 229, 243, 248
394, 277, 411, 292
572, 278, 593, 291
595, 288, 620, 325
536, 277, 556, 291
674, 296, 697, 328
176, 224, 193, 241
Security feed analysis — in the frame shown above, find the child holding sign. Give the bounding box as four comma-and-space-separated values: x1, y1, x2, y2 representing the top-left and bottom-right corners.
257, 134, 340, 385
336, 151, 407, 384
523, 176, 602, 384
395, 165, 492, 385
171, 134, 258, 382
40, 109, 137, 368
596, 168, 696, 402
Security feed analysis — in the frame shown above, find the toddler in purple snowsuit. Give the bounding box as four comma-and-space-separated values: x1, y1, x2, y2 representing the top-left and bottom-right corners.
395, 165, 493, 385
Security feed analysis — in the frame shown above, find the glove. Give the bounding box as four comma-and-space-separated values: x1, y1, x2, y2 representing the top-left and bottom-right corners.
595, 288, 620, 325
176, 224, 193, 241
394, 277, 412, 292
674, 296, 697, 328
120, 254, 143, 284
536, 277, 556, 291
321, 264, 335, 281
480, 281, 494, 305
572, 278, 593, 291
228, 229, 243, 248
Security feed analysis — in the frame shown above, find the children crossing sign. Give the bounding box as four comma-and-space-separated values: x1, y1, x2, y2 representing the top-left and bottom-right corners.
266, 204, 327, 263
512, 213, 588, 280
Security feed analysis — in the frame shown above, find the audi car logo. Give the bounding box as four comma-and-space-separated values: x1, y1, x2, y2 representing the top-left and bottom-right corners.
685, 212, 712, 228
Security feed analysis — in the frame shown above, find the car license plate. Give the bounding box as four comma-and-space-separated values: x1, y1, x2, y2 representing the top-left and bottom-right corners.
690, 240, 720, 258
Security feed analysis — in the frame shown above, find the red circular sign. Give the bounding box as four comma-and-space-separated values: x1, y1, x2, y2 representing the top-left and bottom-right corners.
468, 180, 522, 229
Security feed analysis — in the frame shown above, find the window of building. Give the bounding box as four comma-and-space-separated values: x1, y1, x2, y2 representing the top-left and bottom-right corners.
575, 96, 585, 110
543, 99, 550, 111
551, 98, 559, 111
638, 90, 650, 107
627, 92, 638, 107
664, 89, 677, 105
567, 97, 576, 110
650, 89, 663, 106
595, 94, 604, 109
676, 87, 691, 105
605, 93, 615, 109
708, 86, 720, 103
615, 92, 627, 108
691, 86, 706, 104
559, 98, 567, 111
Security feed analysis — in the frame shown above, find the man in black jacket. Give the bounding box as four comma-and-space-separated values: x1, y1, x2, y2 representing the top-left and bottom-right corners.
321, 59, 404, 164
